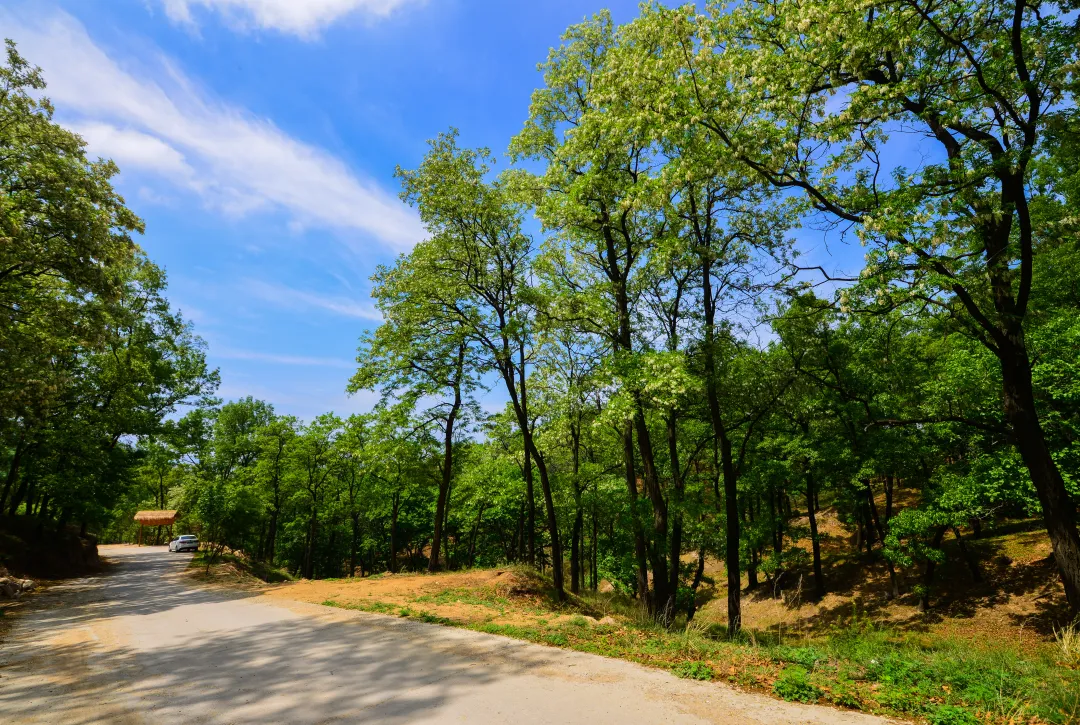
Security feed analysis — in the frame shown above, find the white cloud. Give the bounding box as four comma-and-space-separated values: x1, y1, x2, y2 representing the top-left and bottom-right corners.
214, 347, 356, 369
72, 122, 195, 178
3, 10, 423, 252
161, 0, 415, 37
245, 279, 383, 321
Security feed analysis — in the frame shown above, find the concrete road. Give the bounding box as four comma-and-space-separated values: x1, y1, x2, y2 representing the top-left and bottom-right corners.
0, 546, 890, 725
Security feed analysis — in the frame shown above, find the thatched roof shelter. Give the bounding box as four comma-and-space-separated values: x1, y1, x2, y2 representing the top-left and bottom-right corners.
134, 510, 177, 527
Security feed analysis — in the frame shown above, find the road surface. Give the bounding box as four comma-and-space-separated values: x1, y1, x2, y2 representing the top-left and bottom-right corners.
0, 545, 890, 724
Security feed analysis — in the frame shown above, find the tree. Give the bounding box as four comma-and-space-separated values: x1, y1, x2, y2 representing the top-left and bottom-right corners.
393, 131, 567, 598
610, 0, 1080, 612
294, 414, 341, 579
352, 260, 479, 573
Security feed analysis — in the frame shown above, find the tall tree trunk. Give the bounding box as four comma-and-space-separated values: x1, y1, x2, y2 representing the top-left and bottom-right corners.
266, 508, 279, 565
523, 445, 535, 566
7, 474, 29, 516
867, 481, 886, 542
430, 345, 465, 573
1000, 347, 1080, 611
805, 471, 825, 599
591, 503, 599, 591
530, 442, 564, 594
350, 513, 361, 577
443, 481, 453, 569
304, 510, 317, 579
884, 475, 894, 523
633, 400, 669, 613
702, 253, 742, 635
390, 494, 400, 574
686, 546, 707, 622
570, 506, 583, 594
0, 439, 24, 513
515, 498, 525, 562
665, 409, 684, 624
622, 421, 650, 603
917, 526, 948, 612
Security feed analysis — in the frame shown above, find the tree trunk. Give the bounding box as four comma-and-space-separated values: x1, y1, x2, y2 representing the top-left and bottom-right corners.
430, 346, 465, 573
952, 526, 983, 583
664, 409, 683, 624
7, 474, 29, 516
350, 513, 360, 577
686, 546, 707, 622
633, 400, 669, 614
390, 495, 400, 573
622, 421, 650, 603
523, 445, 535, 566
702, 253, 742, 636
304, 511, 317, 579
0, 440, 24, 513
806, 471, 825, 599
591, 503, 599, 591
1000, 348, 1080, 612
515, 498, 525, 562
917, 526, 947, 612
570, 506, 583, 594
266, 509, 279, 564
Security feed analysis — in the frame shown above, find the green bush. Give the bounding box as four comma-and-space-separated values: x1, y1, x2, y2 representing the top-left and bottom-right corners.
773, 665, 823, 703
772, 645, 826, 668
673, 661, 715, 680
544, 632, 569, 647
929, 705, 980, 725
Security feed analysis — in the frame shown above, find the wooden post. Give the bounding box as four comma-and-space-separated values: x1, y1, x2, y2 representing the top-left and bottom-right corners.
138, 526, 143, 546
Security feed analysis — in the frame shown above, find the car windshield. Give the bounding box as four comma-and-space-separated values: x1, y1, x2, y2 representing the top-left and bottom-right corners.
179, 535, 196, 540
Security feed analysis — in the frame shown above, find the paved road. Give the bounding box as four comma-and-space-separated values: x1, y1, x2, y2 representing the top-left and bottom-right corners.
0, 546, 889, 725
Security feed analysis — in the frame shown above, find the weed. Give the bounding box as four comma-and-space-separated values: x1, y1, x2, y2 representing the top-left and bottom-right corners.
773, 665, 822, 703
544, 632, 569, 647
771, 645, 825, 669
1053, 620, 1080, 666
929, 705, 980, 725
673, 661, 714, 681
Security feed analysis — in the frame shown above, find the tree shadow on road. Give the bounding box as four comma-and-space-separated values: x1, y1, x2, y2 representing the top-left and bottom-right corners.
0, 548, 558, 724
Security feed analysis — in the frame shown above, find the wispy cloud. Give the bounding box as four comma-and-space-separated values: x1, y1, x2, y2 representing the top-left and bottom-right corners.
160, 0, 418, 38
214, 347, 356, 369
3, 9, 424, 252
245, 279, 383, 321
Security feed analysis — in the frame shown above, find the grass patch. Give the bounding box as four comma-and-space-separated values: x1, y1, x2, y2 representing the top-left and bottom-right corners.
673, 661, 715, 680
773, 665, 822, 703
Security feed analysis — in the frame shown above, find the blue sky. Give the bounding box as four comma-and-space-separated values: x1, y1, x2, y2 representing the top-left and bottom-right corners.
1, 0, 866, 421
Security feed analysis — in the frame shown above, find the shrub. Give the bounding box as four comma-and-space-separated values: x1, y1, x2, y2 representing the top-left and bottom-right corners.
929, 705, 980, 725
673, 661, 714, 680
772, 645, 826, 668
773, 665, 823, 703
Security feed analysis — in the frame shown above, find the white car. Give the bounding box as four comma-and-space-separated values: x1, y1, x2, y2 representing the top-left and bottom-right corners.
169, 534, 200, 552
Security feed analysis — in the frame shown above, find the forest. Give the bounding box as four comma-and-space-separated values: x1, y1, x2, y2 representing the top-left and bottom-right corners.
2, 0, 1078, 651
